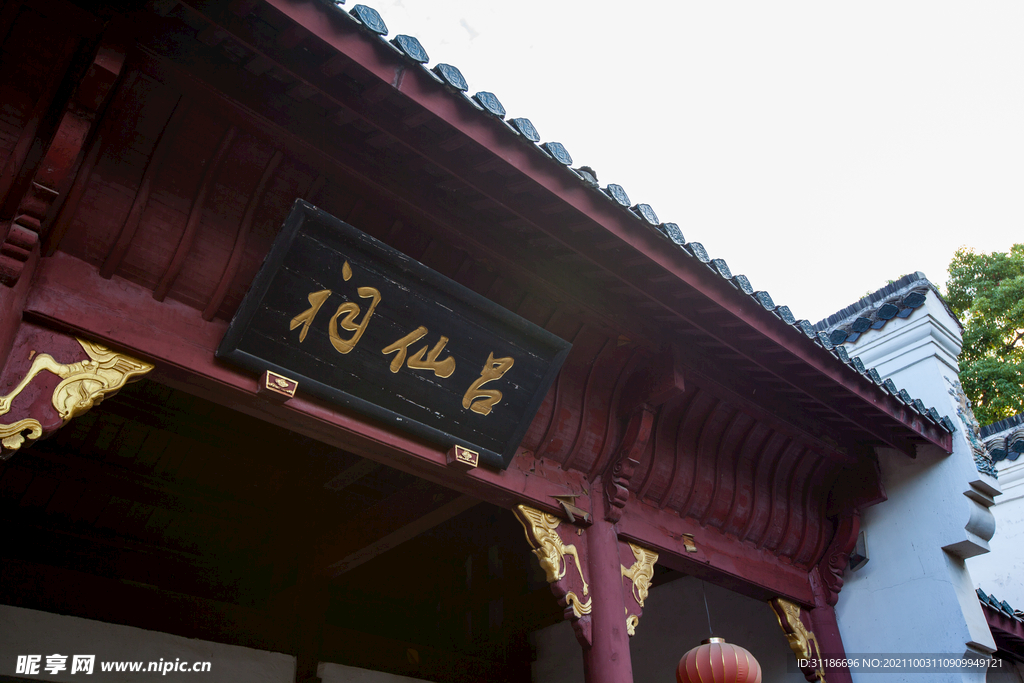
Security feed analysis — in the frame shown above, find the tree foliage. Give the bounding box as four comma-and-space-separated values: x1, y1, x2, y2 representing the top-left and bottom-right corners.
945, 244, 1024, 426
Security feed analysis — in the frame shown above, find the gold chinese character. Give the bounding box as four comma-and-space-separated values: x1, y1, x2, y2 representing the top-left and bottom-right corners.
289, 289, 332, 342
382, 326, 456, 378
288, 261, 380, 353
328, 286, 381, 354
462, 353, 514, 415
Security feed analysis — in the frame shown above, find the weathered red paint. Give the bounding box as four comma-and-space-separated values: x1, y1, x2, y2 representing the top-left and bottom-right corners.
807, 569, 854, 683
617, 501, 814, 605
583, 484, 635, 683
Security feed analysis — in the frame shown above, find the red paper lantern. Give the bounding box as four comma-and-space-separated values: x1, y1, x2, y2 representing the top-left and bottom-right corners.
676, 637, 762, 683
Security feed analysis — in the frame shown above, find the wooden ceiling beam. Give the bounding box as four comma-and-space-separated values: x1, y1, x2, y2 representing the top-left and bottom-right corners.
2, 519, 253, 603
4, 448, 266, 524
318, 480, 478, 577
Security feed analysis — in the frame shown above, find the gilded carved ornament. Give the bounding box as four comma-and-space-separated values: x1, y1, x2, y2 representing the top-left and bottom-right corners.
620, 542, 658, 636
625, 611, 640, 637
513, 504, 591, 618
770, 597, 826, 682
0, 338, 153, 455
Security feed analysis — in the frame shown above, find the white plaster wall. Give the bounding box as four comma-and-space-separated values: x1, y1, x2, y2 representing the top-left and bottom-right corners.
833, 289, 999, 683
532, 577, 806, 683
0, 604, 295, 682
968, 457, 1024, 608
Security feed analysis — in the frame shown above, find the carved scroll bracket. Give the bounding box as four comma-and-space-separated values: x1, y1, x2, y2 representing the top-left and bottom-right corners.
604, 405, 654, 523
619, 540, 658, 636
818, 512, 860, 606
4, 42, 126, 283
513, 504, 593, 647
770, 597, 826, 682
0, 326, 152, 459
818, 453, 882, 606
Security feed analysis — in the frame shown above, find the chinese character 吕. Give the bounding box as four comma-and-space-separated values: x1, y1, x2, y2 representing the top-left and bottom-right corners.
462, 353, 514, 415
382, 327, 456, 378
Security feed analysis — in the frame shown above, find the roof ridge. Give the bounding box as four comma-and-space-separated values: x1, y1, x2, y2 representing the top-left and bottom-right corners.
814, 272, 928, 330
980, 413, 1024, 439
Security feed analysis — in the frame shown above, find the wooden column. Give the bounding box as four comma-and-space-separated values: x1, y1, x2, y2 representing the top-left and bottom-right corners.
582, 478, 634, 683
808, 568, 854, 683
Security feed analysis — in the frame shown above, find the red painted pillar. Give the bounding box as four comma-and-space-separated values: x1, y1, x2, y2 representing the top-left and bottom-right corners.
808, 569, 854, 683
583, 477, 634, 683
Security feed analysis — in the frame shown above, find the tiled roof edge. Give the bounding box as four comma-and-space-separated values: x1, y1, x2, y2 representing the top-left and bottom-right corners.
980, 413, 1024, 439
814, 272, 929, 331
977, 588, 1024, 622
305, 2, 954, 439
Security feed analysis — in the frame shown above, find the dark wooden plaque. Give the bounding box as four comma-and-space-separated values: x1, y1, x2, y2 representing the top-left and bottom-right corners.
217, 200, 571, 469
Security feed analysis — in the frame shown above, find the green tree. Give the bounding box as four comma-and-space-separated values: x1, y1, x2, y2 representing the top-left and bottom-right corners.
945, 244, 1024, 426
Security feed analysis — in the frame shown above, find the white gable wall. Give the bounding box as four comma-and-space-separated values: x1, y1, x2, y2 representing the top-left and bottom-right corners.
967, 454, 1024, 609
832, 288, 1000, 682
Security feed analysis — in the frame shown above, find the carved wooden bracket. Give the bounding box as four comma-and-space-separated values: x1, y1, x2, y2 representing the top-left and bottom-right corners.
603, 405, 654, 523
817, 512, 860, 607
0, 323, 152, 459
770, 597, 826, 682
817, 454, 882, 606
2, 44, 125, 285
619, 540, 658, 636
513, 504, 593, 647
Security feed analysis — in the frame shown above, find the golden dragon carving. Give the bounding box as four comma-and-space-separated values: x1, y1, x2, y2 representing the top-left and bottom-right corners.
621, 541, 658, 635
513, 504, 591, 617
0, 338, 152, 454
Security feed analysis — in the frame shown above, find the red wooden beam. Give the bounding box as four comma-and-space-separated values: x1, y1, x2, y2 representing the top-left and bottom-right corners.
44, 69, 142, 255
154, 125, 237, 301
203, 148, 282, 320
320, 492, 478, 577
616, 499, 815, 605
24, 252, 590, 520
101, 96, 191, 279
982, 602, 1024, 660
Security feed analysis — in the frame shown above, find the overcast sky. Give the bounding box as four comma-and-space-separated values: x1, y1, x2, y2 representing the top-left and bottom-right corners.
371, 1, 1024, 323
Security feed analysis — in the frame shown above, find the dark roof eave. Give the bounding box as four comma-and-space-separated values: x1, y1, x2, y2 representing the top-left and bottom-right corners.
250, 0, 952, 454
